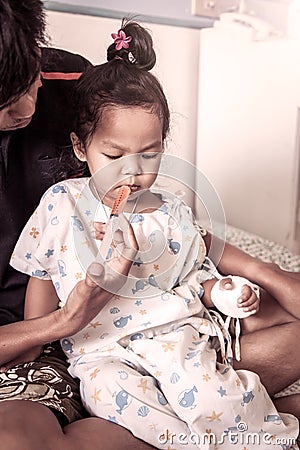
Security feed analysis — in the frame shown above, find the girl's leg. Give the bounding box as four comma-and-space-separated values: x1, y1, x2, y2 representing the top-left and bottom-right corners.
79, 357, 191, 449
0, 400, 155, 450
130, 323, 299, 445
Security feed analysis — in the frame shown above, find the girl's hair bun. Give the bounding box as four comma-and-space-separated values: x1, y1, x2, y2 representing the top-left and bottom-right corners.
107, 18, 156, 71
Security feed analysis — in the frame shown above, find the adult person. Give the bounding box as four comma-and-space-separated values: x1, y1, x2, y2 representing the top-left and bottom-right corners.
0, 1, 299, 449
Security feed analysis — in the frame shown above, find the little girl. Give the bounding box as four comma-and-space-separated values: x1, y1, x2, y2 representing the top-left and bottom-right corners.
10, 20, 298, 450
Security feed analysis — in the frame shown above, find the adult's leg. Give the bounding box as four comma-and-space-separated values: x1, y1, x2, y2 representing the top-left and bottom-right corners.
64, 417, 157, 450
234, 320, 300, 396
0, 401, 156, 450
234, 320, 300, 422
249, 262, 300, 319
240, 289, 298, 335
265, 262, 300, 281
235, 265, 300, 395
273, 394, 300, 421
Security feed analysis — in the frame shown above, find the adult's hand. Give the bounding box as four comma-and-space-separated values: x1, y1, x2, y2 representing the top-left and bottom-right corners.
92, 214, 137, 287
60, 213, 138, 336
0, 214, 138, 366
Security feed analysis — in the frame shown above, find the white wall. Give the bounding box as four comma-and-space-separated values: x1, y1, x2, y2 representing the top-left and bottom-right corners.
196, 25, 300, 252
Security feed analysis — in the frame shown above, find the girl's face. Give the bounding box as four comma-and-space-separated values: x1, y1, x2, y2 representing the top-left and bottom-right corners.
72, 107, 163, 208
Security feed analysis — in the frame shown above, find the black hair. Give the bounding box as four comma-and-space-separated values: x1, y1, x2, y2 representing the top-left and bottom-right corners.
0, 0, 47, 109
73, 18, 170, 150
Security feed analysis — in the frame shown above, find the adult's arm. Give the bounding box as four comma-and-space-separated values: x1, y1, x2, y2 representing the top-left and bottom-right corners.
0, 270, 111, 366
1, 214, 138, 367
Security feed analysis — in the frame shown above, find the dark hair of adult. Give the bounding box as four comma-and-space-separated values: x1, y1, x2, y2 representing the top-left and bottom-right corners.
73, 19, 170, 149
0, 0, 47, 110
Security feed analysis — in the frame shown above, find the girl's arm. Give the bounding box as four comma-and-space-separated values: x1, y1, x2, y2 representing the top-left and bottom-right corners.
202, 232, 260, 283
203, 231, 271, 284
24, 277, 59, 320
23, 277, 61, 361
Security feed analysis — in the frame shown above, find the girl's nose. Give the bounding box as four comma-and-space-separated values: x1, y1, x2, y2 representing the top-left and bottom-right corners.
121, 155, 142, 175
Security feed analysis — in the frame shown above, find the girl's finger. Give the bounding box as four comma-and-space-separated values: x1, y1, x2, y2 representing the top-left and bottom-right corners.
93, 221, 106, 232
241, 297, 260, 312
237, 284, 253, 301
93, 222, 106, 241
237, 293, 257, 306
94, 230, 105, 241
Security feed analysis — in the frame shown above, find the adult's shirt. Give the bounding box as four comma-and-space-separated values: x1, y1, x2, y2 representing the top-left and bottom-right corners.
0, 47, 91, 325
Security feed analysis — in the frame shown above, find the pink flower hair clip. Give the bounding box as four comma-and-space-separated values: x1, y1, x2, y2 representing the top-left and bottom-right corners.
111, 29, 132, 51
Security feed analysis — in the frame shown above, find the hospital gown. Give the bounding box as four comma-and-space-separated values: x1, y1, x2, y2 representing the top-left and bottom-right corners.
11, 178, 299, 450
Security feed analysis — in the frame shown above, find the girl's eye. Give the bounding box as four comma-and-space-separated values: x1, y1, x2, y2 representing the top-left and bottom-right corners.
103, 154, 121, 160
141, 153, 158, 160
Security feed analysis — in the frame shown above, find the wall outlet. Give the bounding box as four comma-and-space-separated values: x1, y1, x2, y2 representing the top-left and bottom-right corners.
191, 0, 240, 18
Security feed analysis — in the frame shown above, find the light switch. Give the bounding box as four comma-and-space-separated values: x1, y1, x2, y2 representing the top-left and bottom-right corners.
191, 0, 240, 18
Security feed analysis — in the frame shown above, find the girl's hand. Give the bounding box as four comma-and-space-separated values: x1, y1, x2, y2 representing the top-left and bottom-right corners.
236, 283, 260, 314
201, 277, 260, 316
218, 277, 260, 315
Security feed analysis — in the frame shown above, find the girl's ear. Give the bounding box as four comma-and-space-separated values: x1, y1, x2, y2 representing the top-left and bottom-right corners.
71, 132, 87, 162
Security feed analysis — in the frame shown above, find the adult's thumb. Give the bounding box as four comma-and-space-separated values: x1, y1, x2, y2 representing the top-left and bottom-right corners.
86, 262, 104, 287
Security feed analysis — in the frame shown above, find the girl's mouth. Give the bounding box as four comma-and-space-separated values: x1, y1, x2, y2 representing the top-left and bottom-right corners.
127, 184, 139, 193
